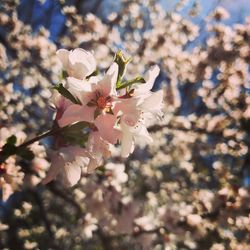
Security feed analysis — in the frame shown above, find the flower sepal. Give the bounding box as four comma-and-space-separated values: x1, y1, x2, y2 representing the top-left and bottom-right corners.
53, 83, 82, 105
59, 121, 92, 147
114, 50, 130, 86
116, 76, 146, 91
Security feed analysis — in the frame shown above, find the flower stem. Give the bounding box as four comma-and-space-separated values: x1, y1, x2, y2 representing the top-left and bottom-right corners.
0, 121, 89, 164
18, 129, 56, 149
0, 127, 61, 164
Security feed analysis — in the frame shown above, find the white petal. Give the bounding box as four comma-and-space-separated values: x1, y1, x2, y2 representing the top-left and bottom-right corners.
56, 49, 69, 69
96, 62, 118, 97
66, 77, 92, 102
140, 90, 163, 113
133, 124, 153, 144
106, 62, 119, 96
70, 63, 89, 80
120, 123, 134, 157
69, 49, 95, 68
135, 65, 160, 94
69, 49, 96, 78
62, 162, 81, 187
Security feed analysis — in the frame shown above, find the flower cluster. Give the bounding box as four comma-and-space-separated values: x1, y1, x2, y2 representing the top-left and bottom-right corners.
0, 127, 49, 201
43, 48, 163, 186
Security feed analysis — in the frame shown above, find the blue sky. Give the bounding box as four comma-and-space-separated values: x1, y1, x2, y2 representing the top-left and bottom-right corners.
17, 0, 250, 42
162, 0, 250, 23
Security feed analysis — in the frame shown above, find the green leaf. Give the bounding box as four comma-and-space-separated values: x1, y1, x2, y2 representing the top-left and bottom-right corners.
116, 76, 146, 90
114, 50, 130, 86
86, 69, 99, 80
61, 122, 91, 147
64, 121, 90, 132
61, 70, 68, 80
53, 83, 81, 105
96, 165, 106, 175
0, 138, 17, 163
6, 135, 17, 145
1, 144, 17, 157
94, 108, 102, 119
17, 148, 35, 161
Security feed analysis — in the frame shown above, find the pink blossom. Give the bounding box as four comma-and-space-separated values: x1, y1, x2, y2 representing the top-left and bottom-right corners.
58, 62, 121, 144
42, 146, 89, 186
85, 131, 111, 173
50, 90, 72, 121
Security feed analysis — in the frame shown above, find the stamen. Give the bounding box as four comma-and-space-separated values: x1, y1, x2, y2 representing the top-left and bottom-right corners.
97, 96, 107, 109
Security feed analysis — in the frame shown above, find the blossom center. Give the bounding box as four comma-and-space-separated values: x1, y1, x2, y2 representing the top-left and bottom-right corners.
97, 96, 107, 109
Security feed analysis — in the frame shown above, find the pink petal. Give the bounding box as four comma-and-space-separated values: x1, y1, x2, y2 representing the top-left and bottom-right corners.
58, 105, 95, 127
42, 153, 64, 185
94, 113, 121, 144
114, 97, 140, 115
87, 131, 111, 158
87, 157, 98, 174
62, 162, 81, 187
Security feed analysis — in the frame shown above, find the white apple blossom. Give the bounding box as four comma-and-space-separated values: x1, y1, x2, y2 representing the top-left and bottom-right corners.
115, 65, 163, 157
56, 48, 96, 80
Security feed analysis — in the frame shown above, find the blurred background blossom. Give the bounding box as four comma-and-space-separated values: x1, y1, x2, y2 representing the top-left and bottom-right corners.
0, 0, 250, 249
